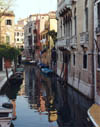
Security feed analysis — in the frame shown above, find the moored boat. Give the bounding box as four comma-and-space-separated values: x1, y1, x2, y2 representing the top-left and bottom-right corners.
0, 96, 13, 127
41, 68, 53, 76
0, 107, 12, 127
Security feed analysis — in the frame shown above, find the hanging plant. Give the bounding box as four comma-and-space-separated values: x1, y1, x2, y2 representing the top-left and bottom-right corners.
0, 44, 20, 61
47, 30, 57, 45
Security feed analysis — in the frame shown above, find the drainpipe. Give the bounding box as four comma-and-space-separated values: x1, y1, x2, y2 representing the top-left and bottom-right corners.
94, 46, 97, 102
93, 0, 97, 103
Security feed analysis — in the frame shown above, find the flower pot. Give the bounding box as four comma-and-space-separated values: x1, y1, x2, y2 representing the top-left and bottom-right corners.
4, 59, 11, 68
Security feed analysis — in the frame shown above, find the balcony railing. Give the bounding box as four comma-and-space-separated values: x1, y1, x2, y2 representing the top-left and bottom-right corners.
80, 32, 89, 45
96, 19, 100, 34
57, 36, 71, 47
70, 35, 77, 44
70, 35, 77, 49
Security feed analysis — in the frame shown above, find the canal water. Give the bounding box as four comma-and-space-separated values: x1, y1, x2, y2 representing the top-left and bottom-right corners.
0, 65, 94, 127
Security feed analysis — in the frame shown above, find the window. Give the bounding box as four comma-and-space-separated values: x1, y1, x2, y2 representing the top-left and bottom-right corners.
98, 54, 100, 69
17, 38, 19, 41
17, 32, 19, 36
97, 2, 100, 26
85, 8, 88, 31
74, 8, 77, 35
60, 19, 62, 37
63, 17, 65, 35
73, 54, 75, 66
85, 0, 88, 32
6, 36, 10, 43
83, 53, 88, 69
6, 20, 12, 25
29, 28, 31, 33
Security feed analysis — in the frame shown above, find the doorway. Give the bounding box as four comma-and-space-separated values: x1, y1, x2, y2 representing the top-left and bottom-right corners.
0, 58, 2, 71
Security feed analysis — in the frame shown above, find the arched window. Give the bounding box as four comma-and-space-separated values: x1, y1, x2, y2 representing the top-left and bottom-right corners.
60, 18, 62, 37
74, 8, 77, 35
85, 0, 88, 32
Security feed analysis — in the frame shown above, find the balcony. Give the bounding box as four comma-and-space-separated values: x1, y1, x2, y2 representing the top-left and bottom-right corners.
57, 37, 66, 47
96, 19, 100, 34
80, 32, 89, 48
70, 35, 77, 49
57, 36, 70, 48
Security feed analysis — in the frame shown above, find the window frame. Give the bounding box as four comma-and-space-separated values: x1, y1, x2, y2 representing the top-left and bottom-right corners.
5, 19, 12, 25
17, 38, 19, 41
85, 0, 89, 32
97, 53, 100, 70
72, 53, 76, 67
83, 53, 88, 70
17, 32, 19, 36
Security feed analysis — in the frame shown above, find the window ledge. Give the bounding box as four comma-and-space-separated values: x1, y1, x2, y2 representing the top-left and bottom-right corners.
82, 68, 88, 71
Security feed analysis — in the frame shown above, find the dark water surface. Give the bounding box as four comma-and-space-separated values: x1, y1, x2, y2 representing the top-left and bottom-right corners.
0, 65, 94, 127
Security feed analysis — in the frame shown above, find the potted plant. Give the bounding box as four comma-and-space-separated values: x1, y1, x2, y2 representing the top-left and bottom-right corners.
0, 44, 20, 81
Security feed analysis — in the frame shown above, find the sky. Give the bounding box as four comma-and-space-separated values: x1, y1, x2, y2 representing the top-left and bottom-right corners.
13, 0, 57, 22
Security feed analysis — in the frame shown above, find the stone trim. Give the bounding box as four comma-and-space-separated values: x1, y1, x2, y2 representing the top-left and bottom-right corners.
68, 76, 94, 99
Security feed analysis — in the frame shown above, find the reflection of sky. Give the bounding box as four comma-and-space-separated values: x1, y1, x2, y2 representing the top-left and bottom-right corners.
0, 96, 9, 106
13, 96, 58, 127
14, 0, 57, 22
6, 65, 93, 127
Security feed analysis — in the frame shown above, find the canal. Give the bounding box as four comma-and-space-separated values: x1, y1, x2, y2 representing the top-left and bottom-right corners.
0, 65, 94, 127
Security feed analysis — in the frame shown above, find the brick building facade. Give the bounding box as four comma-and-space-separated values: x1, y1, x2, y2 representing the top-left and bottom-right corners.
56, 0, 94, 99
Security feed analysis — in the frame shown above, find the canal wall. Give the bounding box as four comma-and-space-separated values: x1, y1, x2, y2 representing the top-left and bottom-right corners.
0, 71, 13, 90
68, 76, 94, 99
57, 69, 94, 99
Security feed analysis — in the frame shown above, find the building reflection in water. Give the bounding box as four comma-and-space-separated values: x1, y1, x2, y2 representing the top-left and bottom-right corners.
38, 95, 46, 112
0, 76, 23, 121
0, 65, 94, 127
24, 65, 93, 127
11, 100, 16, 120
24, 65, 58, 123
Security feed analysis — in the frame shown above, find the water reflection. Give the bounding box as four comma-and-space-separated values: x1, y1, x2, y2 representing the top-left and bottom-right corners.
0, 75, 22, 126
23, 66, 93, 127
0, 65, 94, 127
11, 100, 17, 120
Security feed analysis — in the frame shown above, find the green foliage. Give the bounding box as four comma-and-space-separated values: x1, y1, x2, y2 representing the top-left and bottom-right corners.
48, 30, 57, 45
19, 46, 24, 52
0, 44, 20, 61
